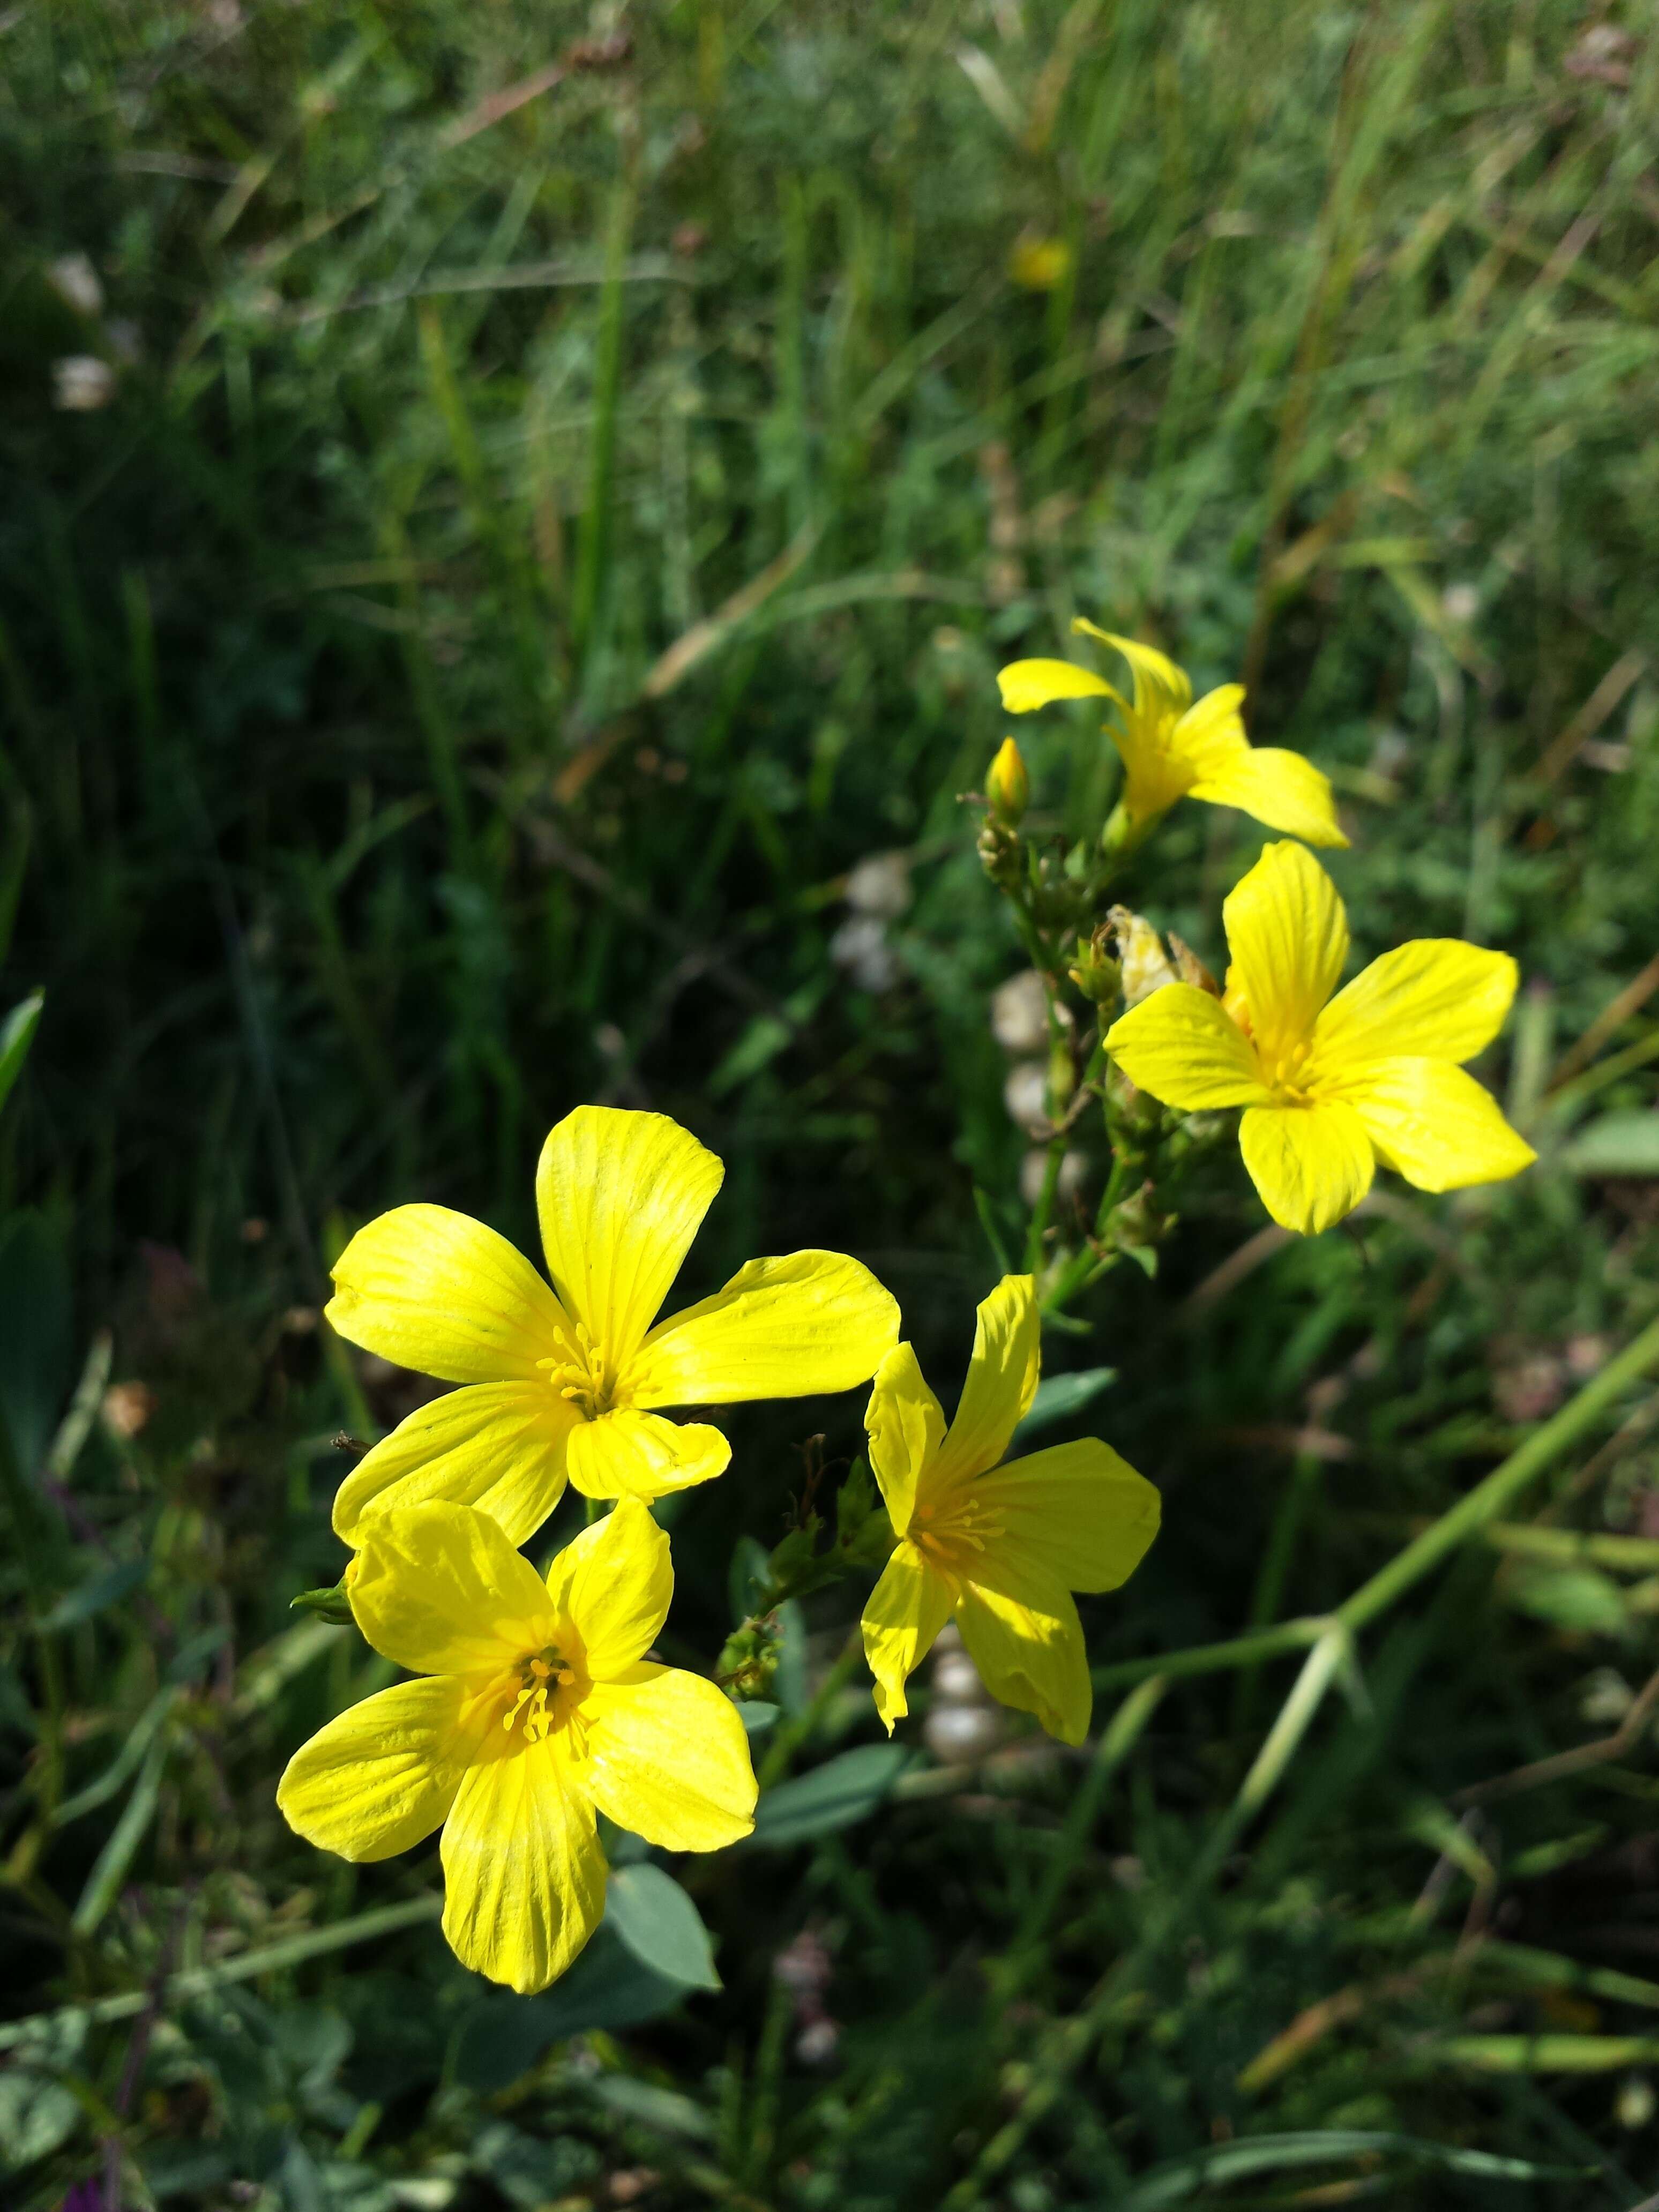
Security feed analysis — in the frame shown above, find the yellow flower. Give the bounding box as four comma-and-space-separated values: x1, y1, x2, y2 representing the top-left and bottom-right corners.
996, 619, 1347, 849
1104, 840, 1537, 1235
860, 1275, 1160, 1746
326, 1107, 900, 1545
1009, 236, 1072, 291
278, 1496, 756, 1993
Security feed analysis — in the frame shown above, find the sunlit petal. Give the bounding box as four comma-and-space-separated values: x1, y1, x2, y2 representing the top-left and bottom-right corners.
956, 1575, 1092, 1747
861, 1542, 954, 1732
864, 1343, 947, 1535
1239, 1101, 1374, 1235
933, 1273, 1042, 1489
327, 1205, 569, 1384
1314, 942, 1519, 1071
576, 1664, 757, 1850
564, 1409, 730, 1501
626, 1251, 899, 1408
972, 1438, 1161, 1595
1071, 620, 1194, 719
535, 1107, 724, 1372
545, 1496, 672, 1680
996, 657, 1115, 712
1222, 841, 1350, 1064
351, 1501, 554, 1678
440, 1738, 605, 1993
1190, 746, 1348, 848
1342, 1057, 1537, 1193
1105, 985, 1269, 1109
332, 1384, 578, 1549
277, 1678, 481, 1862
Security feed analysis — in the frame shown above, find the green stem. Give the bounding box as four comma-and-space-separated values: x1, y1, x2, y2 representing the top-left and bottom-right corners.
1232, 1447, 1323, 1733
757, 1628, 864, 1791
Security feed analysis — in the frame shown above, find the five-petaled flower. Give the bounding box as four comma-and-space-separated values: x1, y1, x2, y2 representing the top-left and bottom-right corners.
860, 1274, 1160, 1746
1105, 839, 1537, 1235
278, 1496, 756, 1992
326, 1107, 899, 1545
996, 619, 1347, 850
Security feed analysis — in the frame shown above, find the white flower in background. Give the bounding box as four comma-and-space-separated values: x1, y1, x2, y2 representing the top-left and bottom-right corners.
1003, 1061, 1050, 1137
1020, 1147, 1086, 1208
47, 252, 104, 318
52, 356, 115, 411
844, 851, 912, 920
990, 969, 1050, 1055
831, 851, 912, 992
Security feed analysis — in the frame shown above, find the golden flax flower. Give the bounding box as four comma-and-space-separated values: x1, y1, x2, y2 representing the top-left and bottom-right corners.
326, 1107, 900, 1545
860, 1275, 1160, 1746
1105, 840, 1537, 1235
278, 1496, 756, 1993
996, 619, 1347, 849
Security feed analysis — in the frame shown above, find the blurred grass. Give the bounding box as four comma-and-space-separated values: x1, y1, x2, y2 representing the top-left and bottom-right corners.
5, 0, 1659, 2206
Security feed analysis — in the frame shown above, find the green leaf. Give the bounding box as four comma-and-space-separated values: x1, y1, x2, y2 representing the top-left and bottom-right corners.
1117, 2128, 1583, 2209
750, 1742, 913, 1848
0, 989, 42, 1120
587, 2073, 716, 2142
0, 2065, 82, 2175
449, 1926, 689, 2093
0, 1209, 71, 1478
1502, 1561, 1629, 1636
605, 1864, 721, 1992
470, 2121, 599, 2208
1559, 1111, 1659, 1176
738, 1700, 779, 1736
1011, 1364, 1118, 1443
41, 1555, 148, 1631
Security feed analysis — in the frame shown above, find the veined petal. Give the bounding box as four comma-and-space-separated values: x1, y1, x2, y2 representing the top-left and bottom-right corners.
956, 1575, 1091, 1747
1343, 1057, 1537, 1193
1223, 841, 1350, 1064
997, 658, 1115, 713
576, 1664, 757, 1851
1169, 685, 1248, 776
972, 1439, 1161, 1595
1314, 941, 1519, 1071
535, 1108, 724, 1374
545, 1496, 671, 1680
1105, 985, 1268, 1109
933, 1274, 1041, 1489
440, 1738, 604, 1993
864, 1343, 946, 1535
277, 1678, 480, 1862
565, 1409, 730, 1501
861, 1542, 954, 1733
332, 1384, 578, 1549
625, 1251, 899, 1408
1190, 746, 1348, 849
1239, 1102, 1373, 1235
351, 1502, 554, 1678
1072, 620, 1193, 719
327, 1205, 569, 1384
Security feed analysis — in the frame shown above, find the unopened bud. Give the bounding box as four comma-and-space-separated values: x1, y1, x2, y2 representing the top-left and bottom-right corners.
1108, 907, 1178, 1007
986, 737, 1029, 827
1068, 928, 1121, 1007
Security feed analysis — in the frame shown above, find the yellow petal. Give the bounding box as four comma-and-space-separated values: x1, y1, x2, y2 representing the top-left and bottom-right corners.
576, 1664, 757, 1850
351, 1501, 554, 1678
933, 1273, 1042, 1489
535, 1107, 724, 1372
545, 1496, 671, 1679
1239, 1102, 1374, 1235
440, 1737, 605, 1992
327, 1205, 569, 1384
1072, 620, 1193, 719
863, 1343, 946, 1535
1342, 1057, 1537, 1193
332, 1384, 578, 1549
625, 1251, 899, 1408
564, 1408, 730, 1501
955, 1575, 1091, 1747
996, 658, 1115, 713
1105, 985, 1268, 1109
1222, 840, 1350, 1065
277, 1678, 480, 1862
861, 1542, 954, 1732
1314, 941, 1520, 1070
1190, 745, 1348, 848
972, 1439, 1161, 1595
1168, 684, 1248, 774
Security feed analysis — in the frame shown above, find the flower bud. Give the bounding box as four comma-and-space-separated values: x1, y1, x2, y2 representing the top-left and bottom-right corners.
1108, 907, 1178, 1007
986, 736, 1030, 827
1068, 928, 1121, 1007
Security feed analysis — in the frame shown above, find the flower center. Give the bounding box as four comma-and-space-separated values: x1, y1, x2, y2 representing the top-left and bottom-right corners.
502, 1643, 585, 1743
1263, 1036, 1317, 1107
537, 1323, 611, 1419
909, 1492, 1007, 1580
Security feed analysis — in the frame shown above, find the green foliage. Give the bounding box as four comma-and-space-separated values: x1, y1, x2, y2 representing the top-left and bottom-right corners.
5, 0, 1659, 2207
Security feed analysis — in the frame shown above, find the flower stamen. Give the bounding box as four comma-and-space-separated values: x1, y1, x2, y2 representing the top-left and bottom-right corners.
536, 1322, 611, 1419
